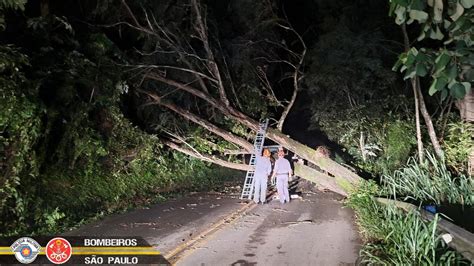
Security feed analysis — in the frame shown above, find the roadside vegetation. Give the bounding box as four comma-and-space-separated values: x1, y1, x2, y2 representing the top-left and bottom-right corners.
311, 0, 474, 263
0, 1, 239, 236
347, 154, 473, 264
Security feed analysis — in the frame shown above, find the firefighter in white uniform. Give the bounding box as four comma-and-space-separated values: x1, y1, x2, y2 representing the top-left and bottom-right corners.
253, 148, 272, 204
271, 147, 292, 204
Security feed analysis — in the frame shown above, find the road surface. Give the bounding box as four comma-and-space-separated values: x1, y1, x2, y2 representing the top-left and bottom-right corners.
67, 180, 361, 265
176, 188, 361, 265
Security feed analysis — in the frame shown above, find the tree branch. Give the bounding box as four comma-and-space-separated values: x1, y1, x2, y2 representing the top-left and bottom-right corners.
402, 23, 424, 163
130, 65, 218, 83
224, 149, 252, 155
191, 0, 230, 108
163, 140, 250, 171
276, 22, 307, 131
139, 89, 254, 152
255, 66, 284, 107
145, 73, 259, 131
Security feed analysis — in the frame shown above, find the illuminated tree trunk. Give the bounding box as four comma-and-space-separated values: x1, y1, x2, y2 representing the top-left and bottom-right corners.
402, 24, 443, 159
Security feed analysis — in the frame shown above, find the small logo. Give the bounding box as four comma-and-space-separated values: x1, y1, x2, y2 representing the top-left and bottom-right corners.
10, 237, 41, 264
45, 237, 72, 264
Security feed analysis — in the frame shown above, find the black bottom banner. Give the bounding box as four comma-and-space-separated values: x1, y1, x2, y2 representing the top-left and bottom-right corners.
0, 236, 170, 265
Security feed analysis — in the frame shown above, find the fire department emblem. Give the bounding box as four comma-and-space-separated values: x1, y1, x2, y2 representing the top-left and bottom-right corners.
45, 237, 72, 264
10, 237, 41, 264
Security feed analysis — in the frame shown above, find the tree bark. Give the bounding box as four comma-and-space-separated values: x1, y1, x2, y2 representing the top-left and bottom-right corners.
276, 23, 306, 131
294, 164, 349, 196
164, 140, 250, 171
402, 24, 425, 163
266, 128, 362, 185
456, 89, 474, 122
401, 23, 442, 159
360, 131, 367, 162
131, 1, 362, 194
416, 78, 444, 158
191, 0, 230, 108
141, 82, 362, 189
412, 78, 425, 163
277, 85, 299, 131
140, 90, 254, 152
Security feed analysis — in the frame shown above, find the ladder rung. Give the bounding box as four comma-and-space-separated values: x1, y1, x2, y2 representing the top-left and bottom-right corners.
240, 118, 269, 200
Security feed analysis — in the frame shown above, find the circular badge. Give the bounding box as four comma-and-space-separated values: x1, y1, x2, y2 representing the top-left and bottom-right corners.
10, 237, 41, 264
45, 237, 72, 264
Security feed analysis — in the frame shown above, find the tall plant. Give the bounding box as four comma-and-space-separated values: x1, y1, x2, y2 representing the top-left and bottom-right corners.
382, 153, 474, 205
347, 181, 464, 264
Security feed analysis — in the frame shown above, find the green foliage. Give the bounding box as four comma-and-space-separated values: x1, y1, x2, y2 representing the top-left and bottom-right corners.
442, 122, 474, 174
346, 180, 384, 240
348, 181, 465, 265
0, 0, 26, 30
39, 113, 232, 232
0, 46, 43, 234
390, 0, 474, 101
382, 153, 474, 205
37, 208, 66, 235
383, 120, 417, 169
0, 7, 236, 236
360, 209, 461, 265
311, 99, 415, 175
0, 0, 26, 9
394, 47, 472, 101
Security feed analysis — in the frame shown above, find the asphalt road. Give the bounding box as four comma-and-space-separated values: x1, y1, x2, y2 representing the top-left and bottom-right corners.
175, 190, 361, 265
66, 181, 361, 265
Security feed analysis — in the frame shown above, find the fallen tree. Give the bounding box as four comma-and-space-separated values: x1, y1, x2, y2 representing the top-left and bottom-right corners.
119, 0, 362, 192
294, 164, 349, 196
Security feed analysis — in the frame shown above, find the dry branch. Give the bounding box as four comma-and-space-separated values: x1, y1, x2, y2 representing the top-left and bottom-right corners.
164, 140, 250, 171
276, 22, 306, 131
139, 89, 254, 152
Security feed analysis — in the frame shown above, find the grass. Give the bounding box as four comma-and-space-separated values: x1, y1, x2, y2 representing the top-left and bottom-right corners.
381, 153, 474, 206
359, 207, 462, 265
347, 180, 469, 265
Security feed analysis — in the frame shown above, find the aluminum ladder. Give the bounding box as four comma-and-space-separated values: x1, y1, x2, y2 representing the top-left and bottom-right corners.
240, 119, 269, 200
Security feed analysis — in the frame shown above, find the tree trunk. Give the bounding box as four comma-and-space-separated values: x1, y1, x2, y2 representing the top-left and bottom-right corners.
41, 0, 49, 17
266, 128, 362, 185
456, 89, 474, 122
401, 23, 442, 159
416, 79, 444, 158
143, 87, 363, 190
294, 164, 349, 196
141, 89, 254, 152
412, 78, 424, 163
214, 105, 362, 185
164, 140, 250, 171
402, 24, 425, 163
151, 90, 363, 187
276, 22, 306, 131
277, 85, 298, 131
129, 0, 362, 195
